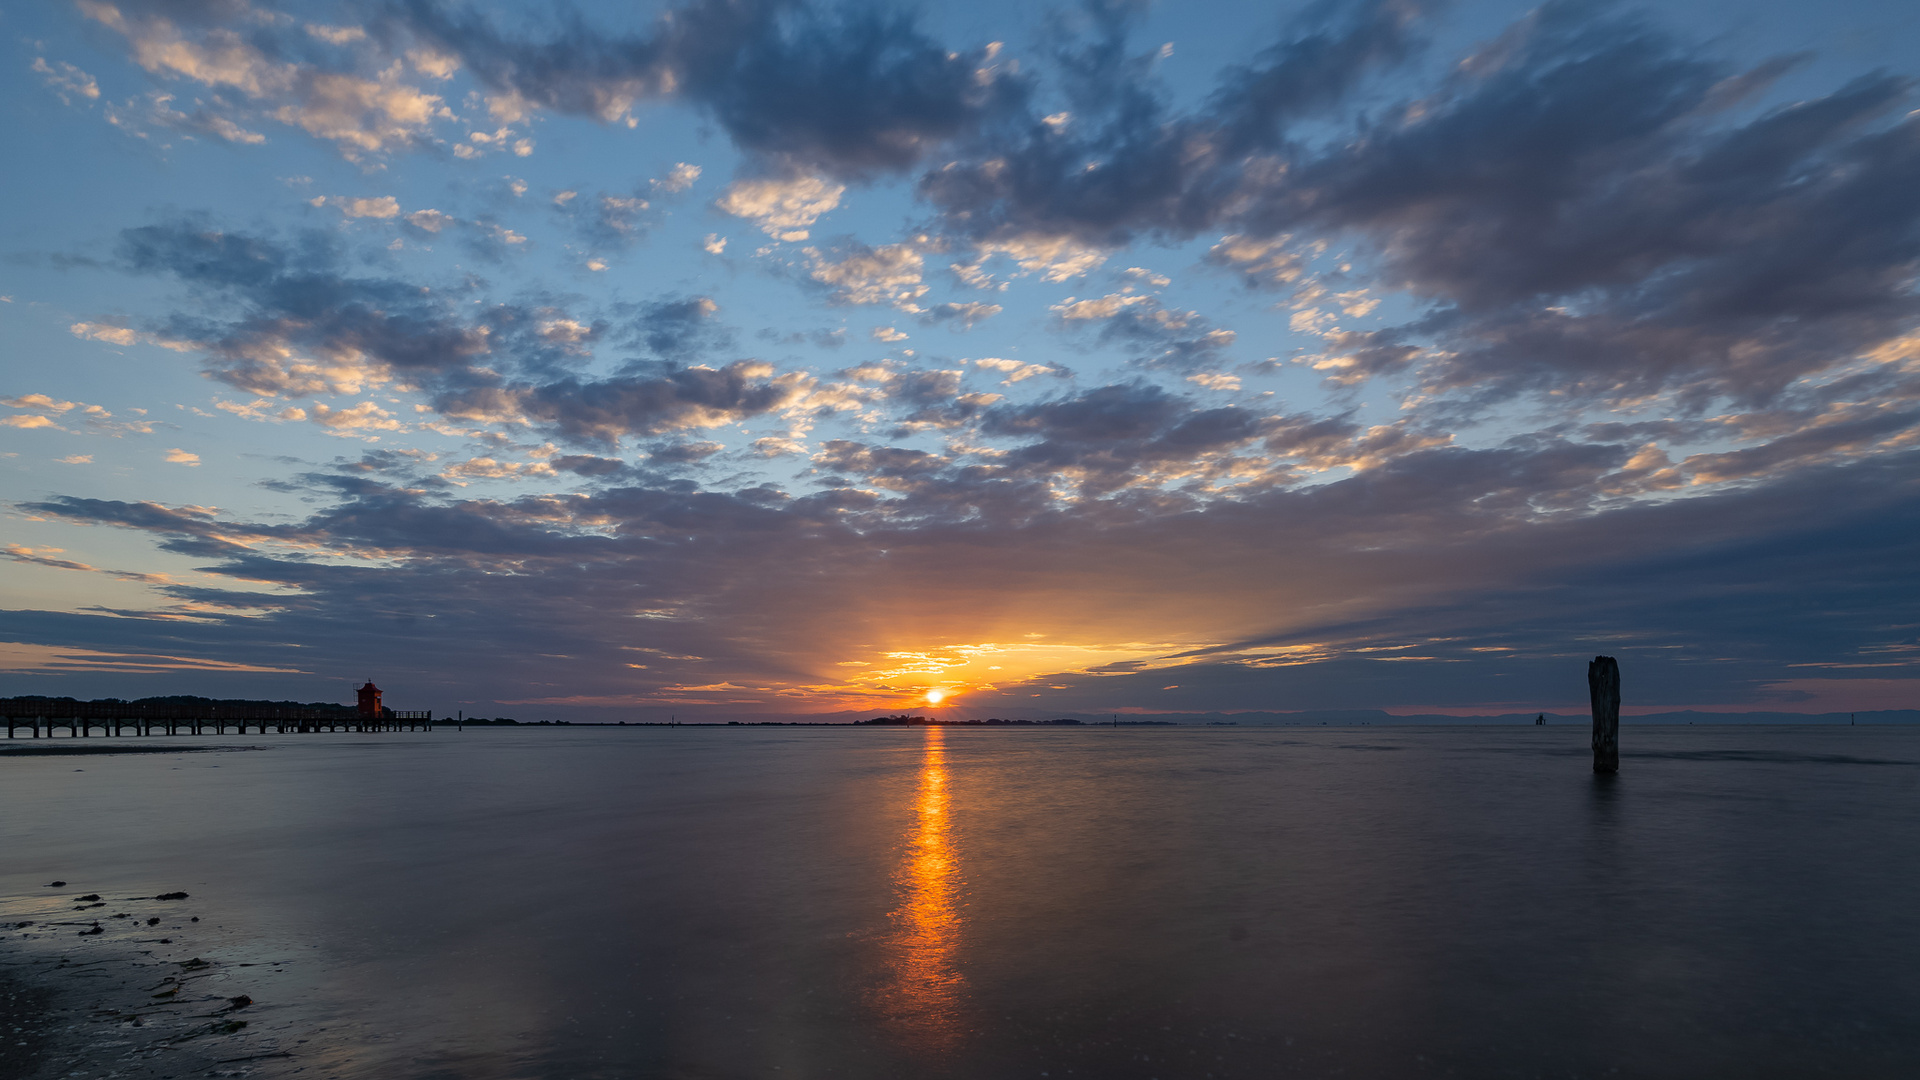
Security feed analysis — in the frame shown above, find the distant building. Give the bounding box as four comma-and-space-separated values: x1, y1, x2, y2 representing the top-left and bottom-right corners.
357, 681, 383, 718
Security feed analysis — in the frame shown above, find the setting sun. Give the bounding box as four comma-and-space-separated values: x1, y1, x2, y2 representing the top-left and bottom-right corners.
924, 689, 946, 705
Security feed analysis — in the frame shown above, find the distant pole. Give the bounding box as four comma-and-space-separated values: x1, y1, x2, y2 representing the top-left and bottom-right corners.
1589, 656, 1620, 774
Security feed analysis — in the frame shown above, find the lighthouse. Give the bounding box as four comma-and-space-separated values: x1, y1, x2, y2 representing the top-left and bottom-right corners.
356, 680, 383, 718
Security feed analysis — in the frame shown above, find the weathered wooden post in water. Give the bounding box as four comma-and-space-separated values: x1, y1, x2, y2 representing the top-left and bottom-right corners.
1589, 655, 1620, 773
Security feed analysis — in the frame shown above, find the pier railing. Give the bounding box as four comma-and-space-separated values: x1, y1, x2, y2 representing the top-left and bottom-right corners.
1, 699, 435, 737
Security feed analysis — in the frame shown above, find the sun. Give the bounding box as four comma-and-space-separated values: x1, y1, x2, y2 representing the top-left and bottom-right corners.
924, 688, 946, 705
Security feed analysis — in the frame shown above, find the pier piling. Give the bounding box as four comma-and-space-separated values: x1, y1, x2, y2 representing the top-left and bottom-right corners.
4, 700, 435, 737
1589, 655, 1620, 774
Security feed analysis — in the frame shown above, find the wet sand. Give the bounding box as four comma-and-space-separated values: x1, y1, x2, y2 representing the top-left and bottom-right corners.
0, 888, 302, 1080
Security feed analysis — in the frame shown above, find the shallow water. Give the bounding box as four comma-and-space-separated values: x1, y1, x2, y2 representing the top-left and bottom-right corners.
4, 725, 1919, 1079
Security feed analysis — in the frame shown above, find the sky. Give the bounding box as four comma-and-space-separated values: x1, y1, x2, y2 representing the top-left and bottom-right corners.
1, 0, 1918, 721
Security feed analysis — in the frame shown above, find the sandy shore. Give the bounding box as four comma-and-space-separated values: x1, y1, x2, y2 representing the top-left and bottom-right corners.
0, 888, 313, 1080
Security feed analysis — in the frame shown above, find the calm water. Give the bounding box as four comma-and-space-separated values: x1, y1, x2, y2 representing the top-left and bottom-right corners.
4, 725, 1919, 1079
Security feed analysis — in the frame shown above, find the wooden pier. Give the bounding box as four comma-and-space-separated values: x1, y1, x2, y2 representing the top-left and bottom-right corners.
2, 699, 434, 738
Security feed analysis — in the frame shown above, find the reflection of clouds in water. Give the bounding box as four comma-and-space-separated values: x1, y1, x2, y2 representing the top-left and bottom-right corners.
874, 726, 968, 1050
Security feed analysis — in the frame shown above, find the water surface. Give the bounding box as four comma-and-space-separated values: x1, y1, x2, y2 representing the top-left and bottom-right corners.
4, 725, 1917, 1078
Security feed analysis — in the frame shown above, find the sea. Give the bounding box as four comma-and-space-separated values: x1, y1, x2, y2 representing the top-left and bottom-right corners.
3, 724, 1918, 1079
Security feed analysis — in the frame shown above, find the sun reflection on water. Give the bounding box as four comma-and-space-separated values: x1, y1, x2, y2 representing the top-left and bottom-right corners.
874, 725, 968, 1050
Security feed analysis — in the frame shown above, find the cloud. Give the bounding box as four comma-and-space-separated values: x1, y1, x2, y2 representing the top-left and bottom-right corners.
309, 401, 403, 435
974, 381, 1272, 493
955, 235, 1107, 285
1052, 293, 1149, 322
456, 125, 534, 158
1051, 293, 1237, 371
553, 189, 656, 250
112, 217, 494, 396
630, 297, 727, 361
80, 0, 455, 159
1220, 13, 1920, 419
3, 393, 114, 432
405, 209, 453, 233
33, 57, 101, 105
4, 393, 107, 416
164, 447, 201, 465
973, 358, 1056, 384
102, 89, 269, 145
312, 195, 402, 219
916, 0, 1432, 251
436, 360, 806, 447
913, 0, 1920, 432
4, 544, 95, 572
0, 640, 303, 676
18, 431, 1912, 717
918, 301, 1002, 329
440, 455, 557, 483
804, 242, 927, 307
1205, 234, 1306, 288
716, 175, 845, 240
306, 24, 368, 47
552, 453, 633, 475
69, 322, 139, 346
12, 402, 1920, 718
654, 162, 702, 192
399, 0, 1016, 179
648, 441, 725, 465
81, 215, 838, 457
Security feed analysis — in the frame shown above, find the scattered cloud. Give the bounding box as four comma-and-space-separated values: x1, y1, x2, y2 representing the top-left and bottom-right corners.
716, 175, 845, 240
805, 242, 928, 308
33, 57, 100, 105
80, 0, 456, 159
974, 358, 1057, 384
311, 195, 402, 219
919, 301, 1002, 329
654, 163, 701, 192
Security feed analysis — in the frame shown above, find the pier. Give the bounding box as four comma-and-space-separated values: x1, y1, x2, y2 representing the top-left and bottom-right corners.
2, 699, 434, 738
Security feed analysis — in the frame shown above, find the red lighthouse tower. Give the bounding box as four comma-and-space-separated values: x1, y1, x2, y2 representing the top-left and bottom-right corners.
356, 680, 383, 718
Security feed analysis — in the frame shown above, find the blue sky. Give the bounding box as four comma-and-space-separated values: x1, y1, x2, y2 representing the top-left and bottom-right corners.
2, 0, 1918, 720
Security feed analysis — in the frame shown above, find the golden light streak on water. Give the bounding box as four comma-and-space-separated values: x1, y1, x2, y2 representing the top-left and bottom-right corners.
874, 725, 969, 1051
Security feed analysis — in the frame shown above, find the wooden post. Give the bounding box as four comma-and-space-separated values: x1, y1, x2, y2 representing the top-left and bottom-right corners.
1589, 655, 1620, 774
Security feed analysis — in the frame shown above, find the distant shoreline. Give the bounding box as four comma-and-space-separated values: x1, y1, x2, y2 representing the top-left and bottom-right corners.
5, 711, 1915, 736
